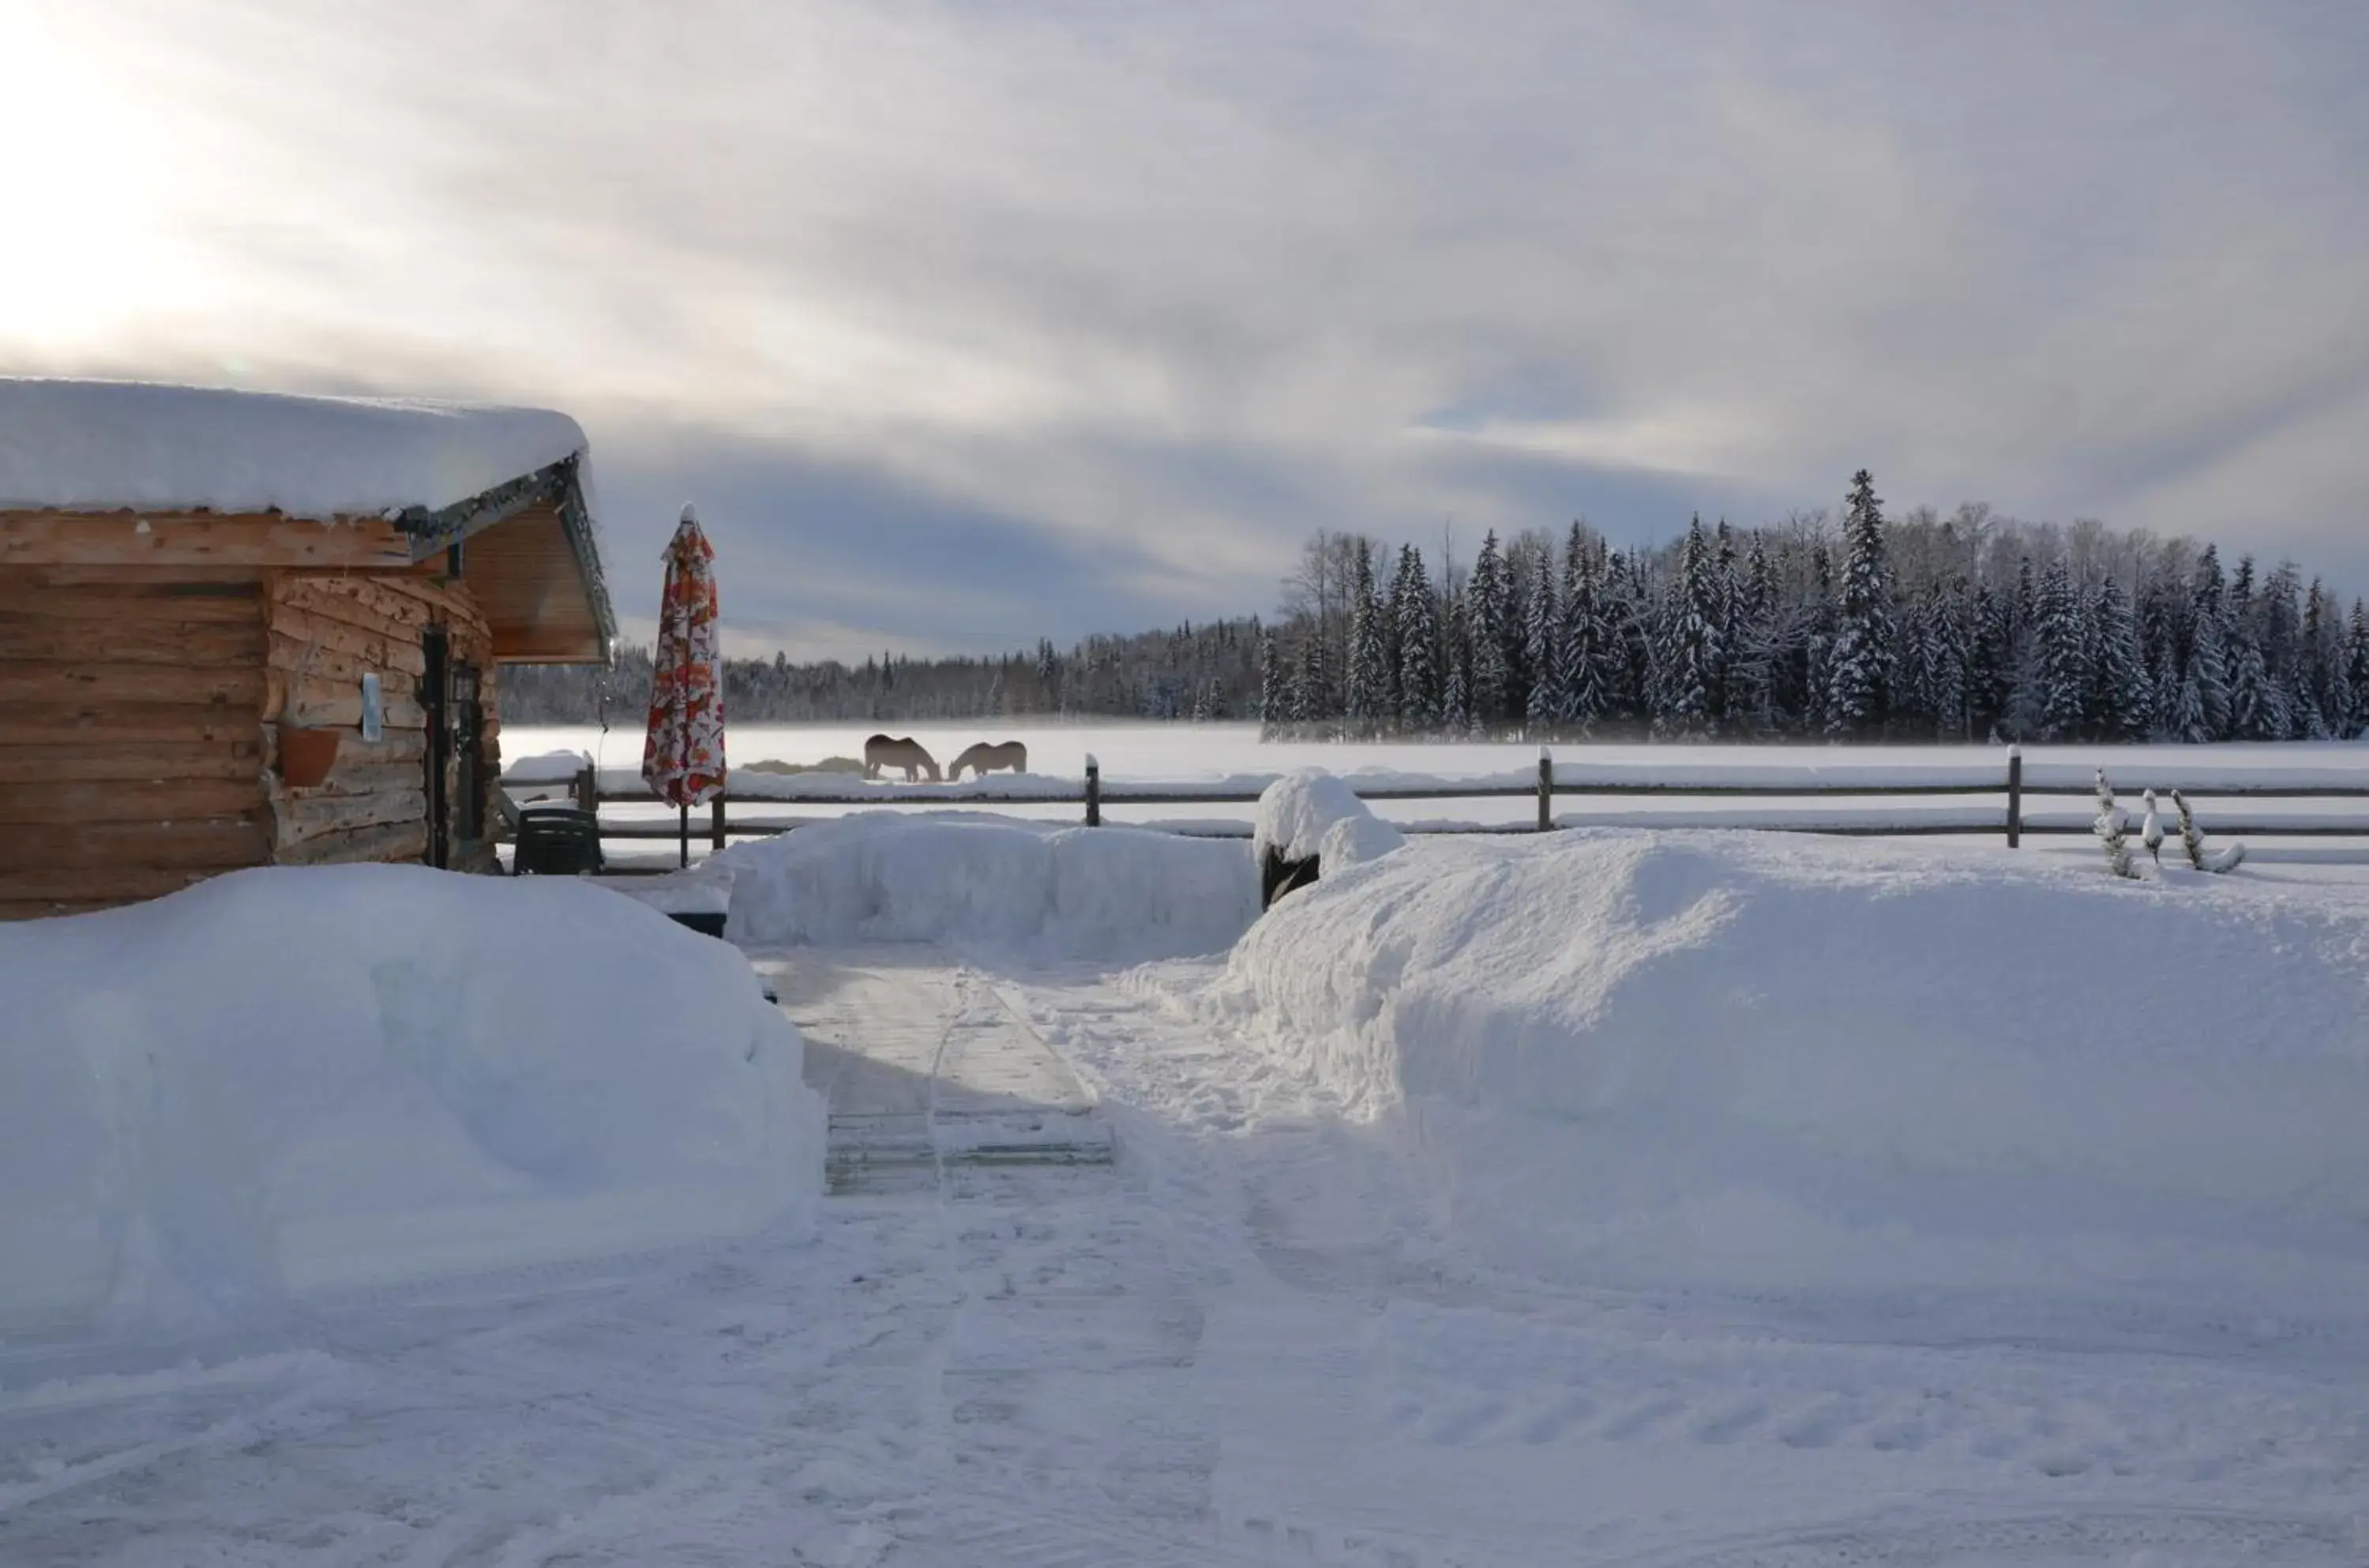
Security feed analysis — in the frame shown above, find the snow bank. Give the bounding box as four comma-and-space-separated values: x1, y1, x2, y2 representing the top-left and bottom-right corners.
0, 379, 588, 520
718, 812, 1256, 960
504, 749, 592, 785
0, 867, 823, 1334
1208, 831, 2369, 1315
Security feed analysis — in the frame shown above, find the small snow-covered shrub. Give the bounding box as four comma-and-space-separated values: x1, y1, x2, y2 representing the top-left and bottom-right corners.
2172, 789, 2247, 873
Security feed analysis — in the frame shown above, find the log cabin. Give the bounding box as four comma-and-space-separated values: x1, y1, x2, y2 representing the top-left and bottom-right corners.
0, 379, 617, 919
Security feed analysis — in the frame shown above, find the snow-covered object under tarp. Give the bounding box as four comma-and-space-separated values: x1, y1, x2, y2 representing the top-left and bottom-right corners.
717, 812, 1256, 961
0, 378, 588, 520
1207, 830, 2369, 1319
1255, 768, 1401, 872
0, 866, 824, 1335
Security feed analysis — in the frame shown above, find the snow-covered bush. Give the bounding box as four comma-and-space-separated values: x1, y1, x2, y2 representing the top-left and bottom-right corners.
2092, 770, 2146, 880
717, 812, 1256, 959
2172, 789, 2247, 873
0, 866, 824, 1334
1203, 830, 2369, 1316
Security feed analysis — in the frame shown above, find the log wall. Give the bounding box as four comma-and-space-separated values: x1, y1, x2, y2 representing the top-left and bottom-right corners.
265, 570, 502, 872
0, 568, 272, 918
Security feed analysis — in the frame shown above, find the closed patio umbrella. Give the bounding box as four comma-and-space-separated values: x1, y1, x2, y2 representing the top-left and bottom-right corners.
642, 505, 726, 867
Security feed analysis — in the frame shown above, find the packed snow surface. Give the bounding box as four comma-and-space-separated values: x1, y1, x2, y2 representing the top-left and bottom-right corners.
1208, 829, 2369, 1315
0, 866, 823, 1334
0, 378, 589, 520
717, 811, 1257, 959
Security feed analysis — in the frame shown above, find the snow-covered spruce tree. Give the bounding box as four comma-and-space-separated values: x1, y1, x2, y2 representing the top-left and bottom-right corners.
1440, 580, 1472, 733
1823, 470, 1896, 737
1345, 540, 1388, 738
1468, 530, 1511, 733
1712, 520, 1741, 722
2031, 555, 2090, 741
2093, 770, 2144, 880
1257, 628, 1284, 739
1524, 550, 1563, 737
1725, 532, 1777, 732
1661, 516, 1724, 735
1389, 545, 1440, 733
1916, 578, 1972, 741
2171, 789, 2247, 873
2087, 576, 2150, 741
2300, 578, 2341, 740
2346, 598, 2369, 739
1969, 583, 2012, 740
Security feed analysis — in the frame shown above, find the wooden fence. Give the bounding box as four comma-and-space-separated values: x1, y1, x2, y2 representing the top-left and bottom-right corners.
500, 749, 2369, 865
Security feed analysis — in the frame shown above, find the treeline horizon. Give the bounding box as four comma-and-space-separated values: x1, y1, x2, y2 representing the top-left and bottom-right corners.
508, 472, 2369, 745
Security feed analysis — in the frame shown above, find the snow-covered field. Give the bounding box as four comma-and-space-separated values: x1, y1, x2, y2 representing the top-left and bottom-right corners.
6, 805, 2369, 1564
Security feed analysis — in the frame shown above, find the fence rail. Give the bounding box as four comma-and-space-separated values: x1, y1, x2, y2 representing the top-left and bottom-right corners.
499, 748, 2369, 866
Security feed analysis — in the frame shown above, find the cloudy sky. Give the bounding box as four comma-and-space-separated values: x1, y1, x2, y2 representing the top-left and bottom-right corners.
2, 2, 2364, 655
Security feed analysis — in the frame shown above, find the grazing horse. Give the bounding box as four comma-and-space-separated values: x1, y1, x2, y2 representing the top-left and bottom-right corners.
947, 741, 1028, 780
863, 733, 940, 782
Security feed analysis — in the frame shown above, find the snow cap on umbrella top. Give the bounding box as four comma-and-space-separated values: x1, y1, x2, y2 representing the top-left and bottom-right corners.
680, 501, 699, 525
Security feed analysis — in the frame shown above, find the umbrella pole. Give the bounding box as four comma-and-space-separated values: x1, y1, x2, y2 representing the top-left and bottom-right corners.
679, 803, 689, 868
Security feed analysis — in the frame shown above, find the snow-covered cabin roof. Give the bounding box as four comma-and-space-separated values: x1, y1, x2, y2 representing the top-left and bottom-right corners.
0, 378, 588, 521
0, 378, 614, 661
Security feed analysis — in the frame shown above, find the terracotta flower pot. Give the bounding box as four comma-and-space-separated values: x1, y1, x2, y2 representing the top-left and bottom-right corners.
278, 726, 341, 788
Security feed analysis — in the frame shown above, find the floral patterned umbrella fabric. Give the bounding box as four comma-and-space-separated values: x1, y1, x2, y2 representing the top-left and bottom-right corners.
642, 505, 724, 861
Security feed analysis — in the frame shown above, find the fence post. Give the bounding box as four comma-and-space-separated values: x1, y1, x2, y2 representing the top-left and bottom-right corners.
1537, 746, 1552, 832
1085, 755, 1101, 827
573, 761, 597, 816
711, 793, 727, 852
2005, 745, 2023, 849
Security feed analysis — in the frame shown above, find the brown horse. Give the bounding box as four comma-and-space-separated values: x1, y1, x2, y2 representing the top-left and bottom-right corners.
947, 741, 1027, 780
863, 733, 940, 781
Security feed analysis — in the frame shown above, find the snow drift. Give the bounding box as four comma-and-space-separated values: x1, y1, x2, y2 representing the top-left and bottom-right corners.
0, 867, 824, 1334
1208, 831, 2369, 1315
719, 812, 1257, 959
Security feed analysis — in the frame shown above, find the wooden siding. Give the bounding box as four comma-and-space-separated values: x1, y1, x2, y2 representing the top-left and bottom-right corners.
463, 503, 606, 662
0, 568, 271, 918
1, 509, 411, 570
265, 571, 501, 872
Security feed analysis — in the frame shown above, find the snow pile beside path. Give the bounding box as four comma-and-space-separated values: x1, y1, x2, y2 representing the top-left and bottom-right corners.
1256, 769, 1402, 874
720, 812, 1256, 960
0, 867, 823, 1335
0, 379, 588, 520
1211, 831, 2369, 1314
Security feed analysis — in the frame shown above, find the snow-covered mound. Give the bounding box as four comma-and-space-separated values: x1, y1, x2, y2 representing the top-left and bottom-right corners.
0, 378, 588, 519
0, 867, 824, 1334
1255, 769, 1403, 873
1209, 831, 2369, 1315
719, 812, 1256, 960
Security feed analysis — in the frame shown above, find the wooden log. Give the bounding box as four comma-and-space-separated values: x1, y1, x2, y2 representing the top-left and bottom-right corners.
262, 603, 427, 674
278, 572, 486, 638
272, 760, 425, 802
0, 662, 265, 707
276, 787, 426, 847
0, 817, 270, 871
265, 670, 426, 729
0, 741, 264, 785
0, 865, 220, 904
0, 565, 265, 590
0, 617, 262, 666
0, 707, 266, 748
0, 777, 264, 826
0, 575, 261, 614
266, 632, 420, 697
1, 512, 410, 568
0, 900, 122, 921
279, 817, 429, 866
